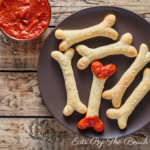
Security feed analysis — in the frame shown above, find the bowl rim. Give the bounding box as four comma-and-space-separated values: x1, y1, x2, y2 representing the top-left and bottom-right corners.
0, 0, 51, 41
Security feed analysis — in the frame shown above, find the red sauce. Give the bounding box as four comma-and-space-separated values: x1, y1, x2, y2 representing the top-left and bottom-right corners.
91, 60, 116, 79
77, 116, 104, 132
0, 0, 50, 39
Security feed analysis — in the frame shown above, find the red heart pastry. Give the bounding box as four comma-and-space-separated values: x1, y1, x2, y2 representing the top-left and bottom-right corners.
77, 116, 104, 132
91, 60, 116, 79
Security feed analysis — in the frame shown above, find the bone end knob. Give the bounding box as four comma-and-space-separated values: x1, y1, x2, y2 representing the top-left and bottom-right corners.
76, 45, 89, 70
106, 108, 127, 129
63, 105, 74, 116
111, 30, 118, 41
126, 46, 137, 57
58, 40, 69, 52
121, 33, 132, 45
120, 33, 137, 57
55, 29, 65, 39
102, 90, 123, 108
104, 14, 118, 40
104, 14, 116, 27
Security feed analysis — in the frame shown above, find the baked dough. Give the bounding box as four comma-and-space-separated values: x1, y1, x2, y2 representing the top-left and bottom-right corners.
51, 48, 87, 116
55, 14, 118, 51
78, 61, 116, 132
86, 73, 106, 117
78, 73, 106, 132
102, 44, 150, 108
76, 33, 137, 70
106, 68, 150, 129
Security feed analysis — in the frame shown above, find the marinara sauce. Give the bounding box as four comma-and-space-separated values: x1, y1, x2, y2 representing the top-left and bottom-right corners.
91, 60, 116, 79
78, 116, 104, 132
0, 0, 50, 39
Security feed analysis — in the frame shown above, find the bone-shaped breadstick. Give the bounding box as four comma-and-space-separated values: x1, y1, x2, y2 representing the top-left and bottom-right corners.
55, 14, 118, 51
78, 61, 116, 132
102, 44, 150, 108
76, 33, 137, 70
51, 48, 87, 116
107, 68, 150, 129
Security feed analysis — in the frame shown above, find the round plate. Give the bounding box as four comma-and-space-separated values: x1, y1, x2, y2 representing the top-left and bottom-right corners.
38, 6, 150, 139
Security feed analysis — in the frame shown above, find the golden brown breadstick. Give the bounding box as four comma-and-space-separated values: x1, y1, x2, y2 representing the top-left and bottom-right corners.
103, 44, 150, 108
78, 61, 116, 132
55, 14, 118, 51
76, 33, 137, 70
51, 48, 87, 116
107, 68, 150, 129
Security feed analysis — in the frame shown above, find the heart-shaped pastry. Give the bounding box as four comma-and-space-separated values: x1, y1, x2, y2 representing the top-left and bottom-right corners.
91, 60, 116, 79
78, 116, 104, 132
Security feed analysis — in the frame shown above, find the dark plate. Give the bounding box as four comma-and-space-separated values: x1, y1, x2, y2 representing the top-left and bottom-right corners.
38, 6, 150, 139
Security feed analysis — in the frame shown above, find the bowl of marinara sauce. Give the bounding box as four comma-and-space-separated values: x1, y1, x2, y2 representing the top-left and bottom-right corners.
0, 0, 51, 41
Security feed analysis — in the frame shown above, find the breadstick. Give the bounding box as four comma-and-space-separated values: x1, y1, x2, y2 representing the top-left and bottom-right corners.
102, 44, 150, 108
78, 61, 116, 132
51, 48, 87, 116
107, 68, 150, 129
55, 14, 118, 51
76, 33, 137, 69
